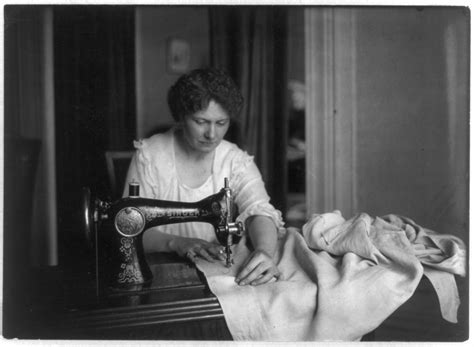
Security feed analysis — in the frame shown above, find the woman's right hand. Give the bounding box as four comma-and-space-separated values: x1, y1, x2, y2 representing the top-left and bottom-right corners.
169, 237, 226, 263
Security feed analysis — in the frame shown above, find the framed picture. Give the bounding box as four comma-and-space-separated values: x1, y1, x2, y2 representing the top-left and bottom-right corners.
167, 38, 191, 74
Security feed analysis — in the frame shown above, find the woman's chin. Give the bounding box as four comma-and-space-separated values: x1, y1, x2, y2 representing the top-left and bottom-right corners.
197, 142, 218, 152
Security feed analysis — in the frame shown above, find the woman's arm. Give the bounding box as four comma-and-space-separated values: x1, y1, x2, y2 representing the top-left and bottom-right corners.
228, 153, 283, 286
125, 150, 225, 262
247, 215, 278, 256
234, 215, 280, 286
143, 228, 226, 262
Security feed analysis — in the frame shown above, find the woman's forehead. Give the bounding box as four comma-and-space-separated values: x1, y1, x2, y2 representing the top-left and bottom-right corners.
192, 100, 230, 120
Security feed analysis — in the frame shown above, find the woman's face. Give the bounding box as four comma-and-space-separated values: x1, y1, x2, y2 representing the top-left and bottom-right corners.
181, 100, 230, 154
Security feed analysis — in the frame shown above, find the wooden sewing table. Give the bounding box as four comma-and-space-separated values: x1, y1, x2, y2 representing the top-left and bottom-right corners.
22, 253, 232, 340
10, 252, 467, 341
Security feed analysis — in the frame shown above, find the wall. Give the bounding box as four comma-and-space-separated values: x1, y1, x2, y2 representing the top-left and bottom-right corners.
355, 8, 468, 236
305, 7, 468, 239
135, 6, 210, 138
287, 8, 305, 83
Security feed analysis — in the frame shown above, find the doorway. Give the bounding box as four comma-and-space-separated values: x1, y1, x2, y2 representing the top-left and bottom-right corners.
285, 8, 306, 229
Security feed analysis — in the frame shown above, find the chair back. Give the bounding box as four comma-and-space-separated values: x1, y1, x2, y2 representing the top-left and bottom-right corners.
3, 136, 41, 338
105, 150, 135, 198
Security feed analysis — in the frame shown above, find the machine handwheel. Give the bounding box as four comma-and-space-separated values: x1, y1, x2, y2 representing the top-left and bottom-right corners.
81, 187, 96, 248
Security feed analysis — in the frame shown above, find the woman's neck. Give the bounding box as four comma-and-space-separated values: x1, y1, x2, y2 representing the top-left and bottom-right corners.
174, 128, 214, 162
173, 128, 215, 188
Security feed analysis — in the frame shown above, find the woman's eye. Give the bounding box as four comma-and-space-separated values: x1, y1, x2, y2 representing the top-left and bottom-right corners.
194, 119, 205, 125
217, 121, 228, 126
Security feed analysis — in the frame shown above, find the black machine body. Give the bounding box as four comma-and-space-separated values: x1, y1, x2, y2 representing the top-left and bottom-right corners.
82, 178, 244, 292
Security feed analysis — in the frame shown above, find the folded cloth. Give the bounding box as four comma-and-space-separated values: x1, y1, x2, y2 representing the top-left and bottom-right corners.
195, 211, 430, 341
380, 214, 466, 323
303, 211, 466, 323
381, 214, 466, 277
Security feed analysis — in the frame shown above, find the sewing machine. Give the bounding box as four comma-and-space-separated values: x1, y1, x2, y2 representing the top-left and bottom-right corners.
82, 178, 244, 292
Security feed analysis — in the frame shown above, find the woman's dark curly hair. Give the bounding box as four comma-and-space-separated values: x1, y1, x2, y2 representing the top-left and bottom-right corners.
167, 68, 244, 122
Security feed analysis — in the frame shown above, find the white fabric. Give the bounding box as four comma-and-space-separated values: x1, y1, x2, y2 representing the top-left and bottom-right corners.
196, 211, 466, 341
123, 128, 284, 249
303, 211, 466, 324
196, 227, 422, 341
380, 214, 466, 323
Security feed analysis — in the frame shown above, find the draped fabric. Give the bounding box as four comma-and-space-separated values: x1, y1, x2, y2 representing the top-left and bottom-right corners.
195, 212, 466, 341
209, 7, 289, 214
4, 7, 44, 138
54, 6, 136, 267
4, 6, 58, 268
4, 6, 55, 336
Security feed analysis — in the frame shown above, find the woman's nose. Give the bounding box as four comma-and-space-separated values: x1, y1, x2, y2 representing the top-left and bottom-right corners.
205, 124, 216, 140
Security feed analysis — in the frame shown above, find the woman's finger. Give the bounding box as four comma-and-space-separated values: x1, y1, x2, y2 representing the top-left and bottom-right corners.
235, 251, 269, 282
237, 262, 268, 285
235, 256, 260, 283
207, 246, 226, 260
250, 272, 275, 286
217, 247, 226, 260
186, 250, 197, 262
195, 247, 215, 262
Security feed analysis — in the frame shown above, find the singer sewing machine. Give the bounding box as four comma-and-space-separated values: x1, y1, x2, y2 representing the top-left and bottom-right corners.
82, 178, 244, 292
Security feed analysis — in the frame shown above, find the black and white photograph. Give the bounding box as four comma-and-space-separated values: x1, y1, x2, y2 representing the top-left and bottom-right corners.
1, 2, 470, 343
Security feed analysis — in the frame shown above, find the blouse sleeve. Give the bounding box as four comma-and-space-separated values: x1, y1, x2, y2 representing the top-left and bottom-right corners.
122, 139, 159, 198
230, 153, 284, 229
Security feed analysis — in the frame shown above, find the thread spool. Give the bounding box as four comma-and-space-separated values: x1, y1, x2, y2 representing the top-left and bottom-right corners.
128, 181, 139, 197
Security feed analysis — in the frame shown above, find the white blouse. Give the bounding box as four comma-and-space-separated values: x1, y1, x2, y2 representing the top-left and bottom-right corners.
123, 128, 284, 251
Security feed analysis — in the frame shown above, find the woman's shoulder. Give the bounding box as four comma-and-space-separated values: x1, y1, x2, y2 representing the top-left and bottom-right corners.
132, 128, 176, 175
133, 128, 174, 155
218, 139, 250, 160
216, 140, 255, 174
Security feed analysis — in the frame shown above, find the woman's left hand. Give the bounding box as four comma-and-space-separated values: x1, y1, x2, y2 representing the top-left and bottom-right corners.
234, 249, 280, 286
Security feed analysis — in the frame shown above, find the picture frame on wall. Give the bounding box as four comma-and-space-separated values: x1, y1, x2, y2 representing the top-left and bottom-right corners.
167, 38, 191, 74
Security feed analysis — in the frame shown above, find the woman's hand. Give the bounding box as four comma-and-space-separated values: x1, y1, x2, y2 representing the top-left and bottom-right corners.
235, 249, 280, 286
234, 215, 280, 286
170, 237, 226, 263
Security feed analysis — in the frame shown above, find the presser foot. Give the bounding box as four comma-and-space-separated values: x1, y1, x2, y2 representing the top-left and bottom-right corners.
225, 259, 234, 268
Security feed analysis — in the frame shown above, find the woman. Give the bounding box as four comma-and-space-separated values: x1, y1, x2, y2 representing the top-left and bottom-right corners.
124, 68, 284, 286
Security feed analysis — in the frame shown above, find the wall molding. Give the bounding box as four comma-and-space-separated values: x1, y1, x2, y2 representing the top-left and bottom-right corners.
304, 8, 357, 217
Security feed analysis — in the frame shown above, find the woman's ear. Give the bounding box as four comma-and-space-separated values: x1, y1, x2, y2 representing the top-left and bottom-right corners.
175, 118, 184, 129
